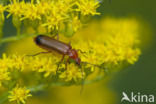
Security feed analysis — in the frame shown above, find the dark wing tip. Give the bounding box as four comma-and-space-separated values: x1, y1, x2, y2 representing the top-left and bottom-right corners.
34, 35, 44, 45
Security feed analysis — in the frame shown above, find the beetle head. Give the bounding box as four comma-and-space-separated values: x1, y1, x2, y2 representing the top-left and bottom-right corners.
68, 49, 81, 65
75, 57, 81, 65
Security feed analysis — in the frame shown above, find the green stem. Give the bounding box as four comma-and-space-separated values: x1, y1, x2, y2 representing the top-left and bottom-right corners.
0, 27, 3, 39
0, 33, 37, 44
17, 28, 21, 37
0, 92, 9, 104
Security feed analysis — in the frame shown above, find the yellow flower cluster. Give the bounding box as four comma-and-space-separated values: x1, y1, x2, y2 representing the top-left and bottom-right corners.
76, 0, 100, 15
0, 4, 5, 14
0, 53, 79, 103
8, 86, 32, 104
1, 17, 141, 83
0, 54, 11, 86
72, 18, 141, 66
0, 4, 5, 31
0, 17, 142, 104
0, 0, 100, 33
0, 68, 10, 87
0, 53, 84, 82
59, 63, 85, 82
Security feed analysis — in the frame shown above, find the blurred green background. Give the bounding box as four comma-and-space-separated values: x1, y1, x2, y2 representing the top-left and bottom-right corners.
99, 0, 156, 104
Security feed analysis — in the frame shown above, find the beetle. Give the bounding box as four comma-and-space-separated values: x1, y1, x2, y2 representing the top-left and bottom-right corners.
31, 35, 86, 93
33, 35, 81, 68
32, 35, 100, 93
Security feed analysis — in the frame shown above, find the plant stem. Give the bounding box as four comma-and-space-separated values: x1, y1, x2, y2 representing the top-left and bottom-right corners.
0, 33, 37, 44
0, 92, 9, 104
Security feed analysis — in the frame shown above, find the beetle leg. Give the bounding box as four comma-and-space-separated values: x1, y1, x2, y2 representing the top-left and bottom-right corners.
27, 51, 51, 57
57, 55, 65, 71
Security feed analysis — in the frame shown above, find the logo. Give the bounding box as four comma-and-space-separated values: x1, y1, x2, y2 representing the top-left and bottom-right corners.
121, 92, 155, 103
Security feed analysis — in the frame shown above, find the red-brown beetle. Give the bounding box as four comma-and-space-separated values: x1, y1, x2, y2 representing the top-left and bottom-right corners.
34, 35, 81, 67
32, 35, 85, 93
32, 35, 100, 93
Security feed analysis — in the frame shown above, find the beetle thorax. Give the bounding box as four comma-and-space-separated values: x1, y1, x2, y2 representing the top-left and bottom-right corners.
68, 49, 78, 59
68, 49, 81, 65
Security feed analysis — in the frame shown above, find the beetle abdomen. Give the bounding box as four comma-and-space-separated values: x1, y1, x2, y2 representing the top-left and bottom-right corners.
34, 35, 71, 54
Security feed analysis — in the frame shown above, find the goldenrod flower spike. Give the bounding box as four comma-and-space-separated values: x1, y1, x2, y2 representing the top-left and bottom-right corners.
72, 16, 82, 32
4, 0, 101, 33
20, 3, 41, 21
76, 0, 100, 16
59, 63, 85, 82
0, 4, 5, 38
7, 0, 25, 18
0, 68, 10, 87
8, 85, 32, 104
0, 4, 6, 14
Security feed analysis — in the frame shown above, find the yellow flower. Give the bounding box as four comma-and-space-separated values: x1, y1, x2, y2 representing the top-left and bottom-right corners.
77, 0, 100, 15
11, 54, 26, 71
42, 14, 65, 31
8, 86, 32, 104
54, 0, 72, 15
42, 1, 69, 31
20, 3, 41, 20
5, 0, 101, 33
0, 4, 6, 14
72, 17, 141, 67
7, 0, 25, 18
72, 16, 82, 32
36, 1, 52, 15
1, 53, 59, 73
126, 48, 141, 64
0, 68, 10, 87
36, 57, 58, 77
59, 63, 85, 82
0, 4, 6, 29
0, 54, 11, 87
